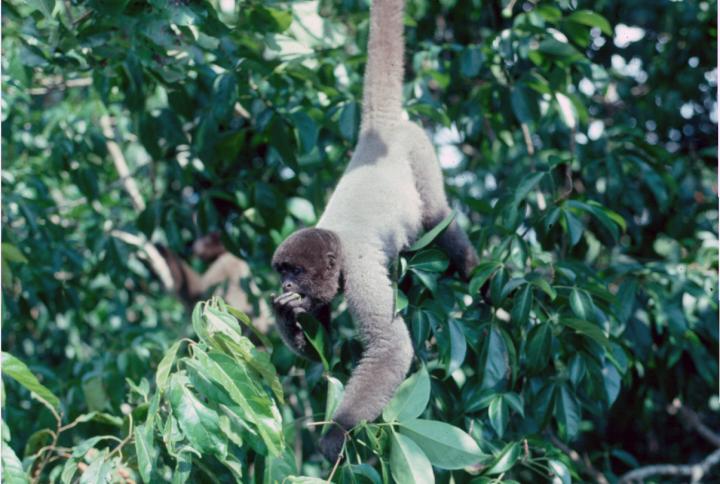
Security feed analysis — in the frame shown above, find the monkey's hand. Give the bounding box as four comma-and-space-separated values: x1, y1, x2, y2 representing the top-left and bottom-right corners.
319, 424, 346, 462
272, 292, 313, 358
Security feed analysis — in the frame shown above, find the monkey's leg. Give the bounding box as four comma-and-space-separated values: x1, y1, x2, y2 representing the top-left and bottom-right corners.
408, 126, 479, 279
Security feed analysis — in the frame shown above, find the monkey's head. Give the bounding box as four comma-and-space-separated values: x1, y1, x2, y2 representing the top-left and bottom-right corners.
192, 232, 226, 261
272, 228, 342, 307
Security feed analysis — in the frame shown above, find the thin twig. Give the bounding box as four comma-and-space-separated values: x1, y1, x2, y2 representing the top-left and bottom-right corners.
326, 451, 343, 483
108, 414, 134, 459
618, 448, 720, 484
550, 434, 609, 484
520, 122, 535, 155
305, 421, 334, 428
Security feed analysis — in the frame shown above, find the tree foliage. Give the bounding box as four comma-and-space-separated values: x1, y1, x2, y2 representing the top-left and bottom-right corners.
2, 0, 717, 482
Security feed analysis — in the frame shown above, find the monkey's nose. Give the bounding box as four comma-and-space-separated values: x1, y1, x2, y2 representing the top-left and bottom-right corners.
283, 282, 294, 291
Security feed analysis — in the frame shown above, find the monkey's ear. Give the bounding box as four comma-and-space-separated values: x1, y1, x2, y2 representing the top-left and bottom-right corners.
326, 252, 336, 270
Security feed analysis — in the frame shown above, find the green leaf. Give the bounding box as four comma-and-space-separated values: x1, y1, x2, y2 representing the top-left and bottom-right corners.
2, 353, 60, 410
411, 310, 432, 348
567, 10, 612, 36
490, 268, 509, 306
510, 84, 540, 124
411, 269, 439, 294
399, 419, 486, 470
408, 249, 449, 273
79, 449, 112, 484
481, 326, 509, 389
212, 333, 284, 404
530, 277, 557, 300
602, 361, 621, 406
134, 423, 157, 483
286, 477, 328, 484
537, 38, 582, 60
167, 374, 228, 457
565, 200, 622, 242
485, 442, 520, 475
250, 6, 292, 32
555, 384, 580, 439
548, 459, 572, 484
195, 348, 283, 455
383, 365, 430, 422
389, 431, 434, 484
503, 393, 525, 417
555, 93, 577, 129
513, 172, 546, 206
298, 312, 331, 370
291, 112, 319, 155
1, 442, 29, 484
339, 101, 358, 141
560, 318, 612, 349
569, 288, 591, 320
526, 324, 552, 371
27, 0, 56, 19
171, 450, 193, 484
204, 305, 246, 344
407, 211, 456, 251
500, 277, 527, 301
469, 261, 501, 295
614, 279, 637, 324
62, 438, 117, 483
446, 319, 467, 376
323, 376, 344, 431
348, 463, 382, 484
1, 244, 27, 264
488, 396, 508, 438
287, 197, 317, 225
156, 340, 182, 393
563, 210, 584, 247
568, 354, 586, 386
460, 45, 484, 77
511, 284, 533, 324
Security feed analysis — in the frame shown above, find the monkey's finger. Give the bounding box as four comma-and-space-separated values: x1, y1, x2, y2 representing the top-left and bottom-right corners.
275, 292, 297, 304
291, 307, 306, 316
285, 298, 305, 308
278, 292, 300, 302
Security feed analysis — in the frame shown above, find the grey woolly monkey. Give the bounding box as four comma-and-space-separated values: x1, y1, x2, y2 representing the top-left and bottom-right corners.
271, 0, 479, 462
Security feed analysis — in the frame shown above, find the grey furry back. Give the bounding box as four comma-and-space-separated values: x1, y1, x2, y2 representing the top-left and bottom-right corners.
360, 0, 406, 131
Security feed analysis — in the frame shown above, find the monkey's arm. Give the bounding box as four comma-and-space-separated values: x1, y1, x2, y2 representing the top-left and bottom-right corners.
155, 245, 204, 300
198, 253, 247, 291
320, 253, 413, 460
272, 293, 329, 360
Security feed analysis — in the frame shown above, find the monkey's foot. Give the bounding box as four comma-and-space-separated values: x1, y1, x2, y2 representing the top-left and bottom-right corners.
319, 425, 346, 462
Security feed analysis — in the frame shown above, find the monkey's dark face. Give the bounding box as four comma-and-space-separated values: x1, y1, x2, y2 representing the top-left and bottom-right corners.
272, 228, 342, 307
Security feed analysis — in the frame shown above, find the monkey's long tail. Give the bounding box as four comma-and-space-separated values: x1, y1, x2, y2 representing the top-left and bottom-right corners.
360, 0, 406, 131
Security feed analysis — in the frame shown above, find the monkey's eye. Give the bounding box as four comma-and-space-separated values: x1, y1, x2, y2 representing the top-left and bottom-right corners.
291, 266, 304, 276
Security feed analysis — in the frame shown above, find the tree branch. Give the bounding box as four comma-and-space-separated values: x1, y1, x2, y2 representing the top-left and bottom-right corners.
100, 114, 174, 291
100, 115, 146, 212
111, 230, 174, 291
667, 398, 720, 448
618, 448, 720, 484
